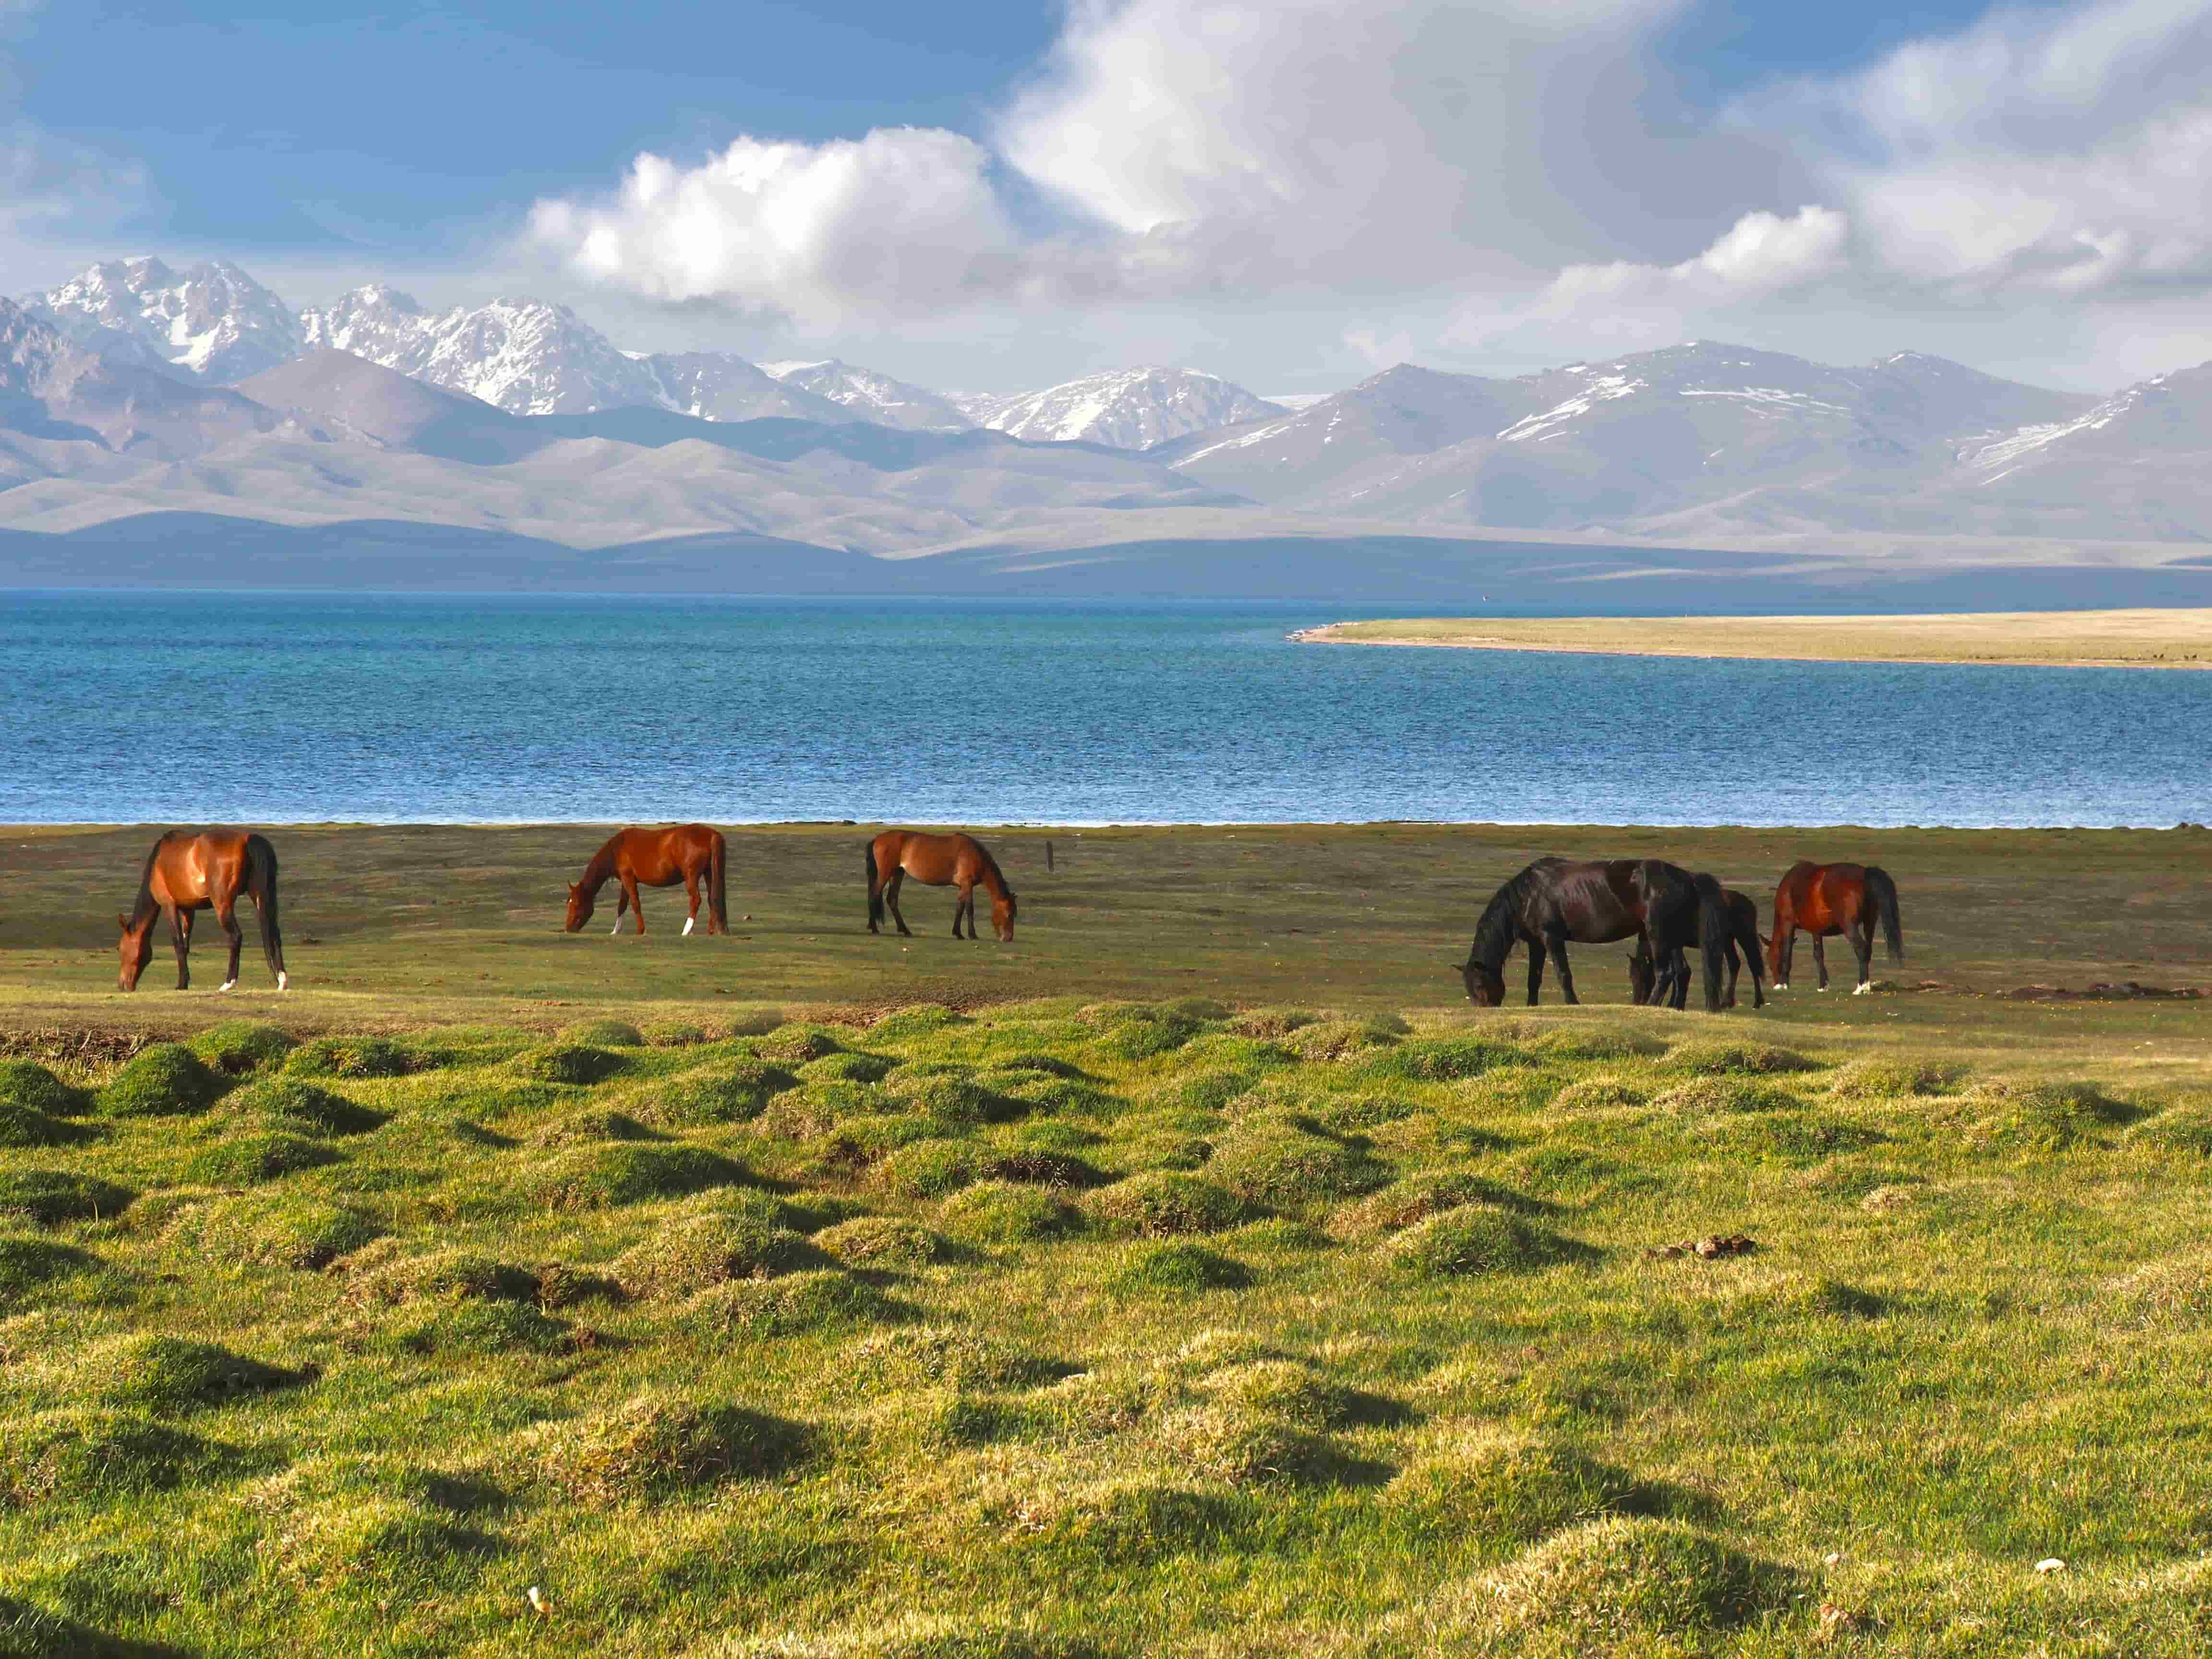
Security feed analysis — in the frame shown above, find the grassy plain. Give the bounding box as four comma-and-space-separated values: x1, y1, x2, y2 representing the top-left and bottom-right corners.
1, 823, 2210, 1656
1299, 608, 2212, 668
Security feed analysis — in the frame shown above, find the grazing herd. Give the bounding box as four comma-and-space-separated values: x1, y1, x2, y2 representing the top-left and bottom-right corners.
108, 825, 1896, 1016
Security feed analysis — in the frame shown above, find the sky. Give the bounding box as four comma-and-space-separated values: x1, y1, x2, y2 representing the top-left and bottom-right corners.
6, 0, 2212, 394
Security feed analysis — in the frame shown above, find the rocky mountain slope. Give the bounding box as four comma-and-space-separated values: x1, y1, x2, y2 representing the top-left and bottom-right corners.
760, 360, 973, 431
958, 368, 1283, 448
26, 257, 303, 383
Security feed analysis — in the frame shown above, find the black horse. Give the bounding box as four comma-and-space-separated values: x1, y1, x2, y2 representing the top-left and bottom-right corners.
1629, 885, 1767, 1010
1460, 857, 1731, 1012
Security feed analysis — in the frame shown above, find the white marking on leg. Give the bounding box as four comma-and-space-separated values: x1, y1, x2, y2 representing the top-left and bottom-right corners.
611, 918, 622, 935
683, 916, 695, 936
218, 979, 236, 993
1853, 982, 1871, 996
1774, 981, 1788, 991
277, 972, 289, 992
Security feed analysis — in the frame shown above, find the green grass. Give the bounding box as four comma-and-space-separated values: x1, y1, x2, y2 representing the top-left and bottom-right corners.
0, 995, 2209, 1653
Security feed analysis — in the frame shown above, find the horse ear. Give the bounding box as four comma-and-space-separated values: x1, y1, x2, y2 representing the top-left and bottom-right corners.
117, 912, 131, 932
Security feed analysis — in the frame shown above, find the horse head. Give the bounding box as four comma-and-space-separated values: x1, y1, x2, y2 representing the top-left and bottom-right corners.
1460, 957, 1505, 1007
1625, 949, 1653, 1004
563, 882, 593, 933
116, 911, 155, 991
992, 889, 1018, 942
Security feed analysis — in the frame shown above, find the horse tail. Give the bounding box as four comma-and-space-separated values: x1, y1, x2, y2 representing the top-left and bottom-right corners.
247, 834, 287, 982
1865, 866, 1904, 962
709, 833, 728, 930
865, 840, 884, 928
1695, 874, 1730, 1012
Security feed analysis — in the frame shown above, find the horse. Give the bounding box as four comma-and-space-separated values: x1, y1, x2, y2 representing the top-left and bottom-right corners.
1629, 886, 1767, 1010
866, 830, 1016, 941
1459, 857, 1729, 1012
116, 830, 287, 993
1767, 861, 1903, 995
565, 824, 727, 936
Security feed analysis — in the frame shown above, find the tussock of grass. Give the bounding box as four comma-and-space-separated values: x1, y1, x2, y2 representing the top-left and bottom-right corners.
187, 1020, 297, 1075
1384, 1203, 1582, 1278
342, 1249, 541, 1307
2128, 1100, 2212, 1156
387, 1298, 573, 1356
874, 1139, 981, 1200
1462, 1516, 1793, 1645
0, 1103, 83, 1151
1149, 1065, 1260, 1114
1109, 1240, 1251, 1293
1197, 1359, 1358, 1428
644, 1058, 796, 1128
1085, 1171, 1245, 1237
800, 1052, 896, 1085
1386, 1430, 1642, 1551
86, 1335, 300, 1414
181, 1131, 341, 1186
1709, 1110, 1886, 1162
285, 1035, 417, 1079
845, 1325, 1063, 1394
751, 1024, 848, 1067
1654, 1076, 1806, 1116
0, 1410, 229, 1506
270, 1495, 498, 1592
1281, 1018, 1402, 1060
0, 1169, 132, 1226
981, 1149, 1099, 1188
511, 1043, 628, 1087
614, 1213, 813, 1298
890, 1074, 1016, 1127
1549, 1076, 1649, 1113
813, 1216, 949, 1270
1206, 1124, 1389, 1209
1152, 1404, 1341, 1486
682, 1270, 890, 1338
1965, 1079, 2139, 1151
167, 1194, 380, 1269
560, 1018, 645, 1048
2110, 1251, 2212, 1327
96, 1044, 224, 1118
1361, 1034, 1534, 1082
1028, 1479, 1233, 1565
525, 1143, 746, 1210
937, 1181, 1081, 1247
1529, 1028, 1665, 1063
1227, 1007, 1321, 1039
1666, 1040, 1819, 1077
864, 1004, 967, 1042
1085, 1003, 1207, 1060
1828, 1055, 1967, 1100
0, 1235, 101, 1309
223, 1076, 384, 1137
540, 1394, 812, 1505
1331, 1170, 1541, 1240
529, 1106, 659, 1148
0, 1061, 89, 1118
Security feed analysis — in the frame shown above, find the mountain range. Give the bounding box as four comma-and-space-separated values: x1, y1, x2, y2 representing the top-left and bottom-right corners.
5, 254, 2212, 599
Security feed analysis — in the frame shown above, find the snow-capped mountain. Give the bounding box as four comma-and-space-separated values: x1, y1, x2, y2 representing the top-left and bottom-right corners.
25, 256, 303, 384
760, 360, 973, 431
962, 367, 1283, 448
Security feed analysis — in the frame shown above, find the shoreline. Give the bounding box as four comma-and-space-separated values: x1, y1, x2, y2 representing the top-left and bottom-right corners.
1291, 607, 2212, 670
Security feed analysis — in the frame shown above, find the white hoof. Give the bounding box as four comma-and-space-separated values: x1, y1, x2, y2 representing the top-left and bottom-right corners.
1773, 981, 1788, 991
683, 917, 695, 937
218, 980, 236, 993
1852, 982, 1872, 996
277, 972, 289, 992
610, 919, 622, 935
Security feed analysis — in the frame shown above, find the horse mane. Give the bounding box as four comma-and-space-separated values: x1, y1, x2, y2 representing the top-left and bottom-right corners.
579, 836, 621, 889
975, 842, 1013, 900
1467, 864, 1540, 969
126, 834, 170, 926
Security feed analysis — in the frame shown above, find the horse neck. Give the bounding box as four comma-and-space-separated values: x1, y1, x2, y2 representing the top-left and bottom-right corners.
1467, 884, 1522, 970
973, 854, 1010, 901
580, 843, 620, 890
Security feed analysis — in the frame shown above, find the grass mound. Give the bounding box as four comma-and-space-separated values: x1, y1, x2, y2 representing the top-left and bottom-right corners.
0, 1102, 83, 1150
615, 1212, 812, 1298
1332, 1170, 1541, 1239
0, 1169, 132, 1226
0, 1235, 101, 1308
800, 1052, 896, 1085
1968, 1080, 2139, 1151
1666, 1040, 1819, 1077
89, 1335, 301, 1414
2111, 1252, 2212, 1327
512, 1043, 628, 1086
1197, 1359, 1359, 1429
1151, 1066, 1260, 1114
1387, 1431, 1642, 1551
1087, 1004, 1207, 1060
846, 1325, 1064, 1393
343, 1249, 541, 1306
646, 1058, 798, 1127
0, 1060, 89, 1117
1032, 1480, 1234, 1566
1828, 1056, 1967, 1100
97, 1043, 224, 1118
1109, 1241, 1251, 1293
1206, 1125, 1390, 1209
1550, 1077, 1649, 1114
224, 1077, 384, 1136
1384, 1204, 1582, 1278
182, 1131, 342, 1186
168, 1194, 381, 1269
1719, 1111, 1887, 1162
683, 1270, 890, 1338
1281, 1018, 1403, 1060
982, 1149, 1100, 1188
2128, 1101, 2212, 1156
187, 1020, 297, 1075
752, 1024, 848, 1066
1654, 1076, 1804, 1116
892, 1074, 1016, 1127
937, 1181, 1081, 1247
874, 1139, 981, 1200
1362, 1035, 1532, 1082
0, 1410, 227, 1506
1154, 1405, 1342, 1486
525, 1143, 745, 1210
813, 1216, 950, 1270
285, 1036, 416, 1079
529, 1106, 659, 1148
865, 1003, 967, 1042
542, 1394, 813, 1505
1530, 1028, 1665, 1063
560, 1018, 645, 1047
1476, 1516, 1791, 1644
1086, 1171, 1245, 1237
388, 1298, 573, 1356
1227, 1007, 1321, 1039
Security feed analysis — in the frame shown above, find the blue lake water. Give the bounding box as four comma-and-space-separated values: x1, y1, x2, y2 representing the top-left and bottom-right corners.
1, 591, 2206, 827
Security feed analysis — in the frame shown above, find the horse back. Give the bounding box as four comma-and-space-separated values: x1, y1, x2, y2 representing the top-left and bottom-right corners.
147, 828, 253, 908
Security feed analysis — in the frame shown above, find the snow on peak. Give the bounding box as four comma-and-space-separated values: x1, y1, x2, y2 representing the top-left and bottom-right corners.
27, 256, 301, 382
964, 366, 1281, 448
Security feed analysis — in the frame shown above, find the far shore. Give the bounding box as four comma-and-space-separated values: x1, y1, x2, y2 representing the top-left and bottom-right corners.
1293, 608, 2212, 669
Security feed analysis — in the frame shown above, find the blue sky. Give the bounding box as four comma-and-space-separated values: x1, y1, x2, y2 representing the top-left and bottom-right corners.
7, 0, 2209, 393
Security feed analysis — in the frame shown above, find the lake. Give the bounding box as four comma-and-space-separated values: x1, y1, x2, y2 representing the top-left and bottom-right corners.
2, 592, 2205, 827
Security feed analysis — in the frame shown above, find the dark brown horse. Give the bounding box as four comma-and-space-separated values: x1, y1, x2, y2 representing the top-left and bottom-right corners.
1767, 861, 1902, 995
565, 824, 727, 936
117, 830, 287, 993
1460, 857, 1729, 1011
1630, 886, 1767, 1010
866, 830, 1016, 941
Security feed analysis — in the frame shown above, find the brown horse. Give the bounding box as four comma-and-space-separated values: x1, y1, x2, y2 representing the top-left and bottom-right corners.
117, 830, 287, 993
1767, 861, 1903, 995
1630, 887, 1767, 1010
866, 830, 1016, 941
565, 824, 727, 936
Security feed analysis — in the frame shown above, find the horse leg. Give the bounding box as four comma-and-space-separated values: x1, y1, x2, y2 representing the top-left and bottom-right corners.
623, 876, 646, 935
1550, 932, 1581, 1004
954, 881, 974, 939
886, 871, 912, 937
170, 906, 192, 991
683, 871, 700, 937
1851, 914, 1875, 994
1723, 935, 1740, 1010
1773, 926, 1792, 991
1667, 947, 1691, 1010
1525, 936, 1546, 1006
1812, 935, 1830, 991
216, 901, 244, 992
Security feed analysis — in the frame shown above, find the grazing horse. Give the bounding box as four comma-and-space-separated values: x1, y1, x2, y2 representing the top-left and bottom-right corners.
866, 830, 1016, 941
565, 824, 727, 936
1767, 861, 1902, 995
1630, 887, 1767, 1010
1460, 857, 1729, 1012
116, 830, 287, 993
